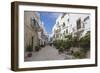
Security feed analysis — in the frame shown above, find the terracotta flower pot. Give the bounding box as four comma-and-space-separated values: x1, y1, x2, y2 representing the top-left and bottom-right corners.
27, 52, 32, 57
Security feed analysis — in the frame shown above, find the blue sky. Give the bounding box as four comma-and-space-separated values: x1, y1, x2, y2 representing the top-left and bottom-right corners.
39, 12, 61, 34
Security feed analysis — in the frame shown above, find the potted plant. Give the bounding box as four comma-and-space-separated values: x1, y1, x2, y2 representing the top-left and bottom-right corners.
26, 45, 33, 57
35, 46, 41, 52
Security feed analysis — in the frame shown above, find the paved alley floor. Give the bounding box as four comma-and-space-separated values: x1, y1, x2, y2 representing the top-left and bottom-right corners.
25, 45, 65, 61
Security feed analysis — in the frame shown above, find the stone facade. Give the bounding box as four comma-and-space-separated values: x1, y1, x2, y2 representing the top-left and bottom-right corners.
24, 11, 40, 51
24, 11, 48, 52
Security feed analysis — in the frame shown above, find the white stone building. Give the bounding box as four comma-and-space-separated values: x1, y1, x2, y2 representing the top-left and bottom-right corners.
51, 13, 90, 41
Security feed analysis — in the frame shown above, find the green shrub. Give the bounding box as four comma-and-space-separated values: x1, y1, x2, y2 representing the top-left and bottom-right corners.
54, 40, 63, 49
79, 31, 90, 52
63, 40, 71, 50
53, 34, 73, 50
63, 34, 72, 50
53, 40, 58, 48
26, 45, 33, 52
73, 51, 86, 59
64, 34, 79, 48
71, 36, 79, 47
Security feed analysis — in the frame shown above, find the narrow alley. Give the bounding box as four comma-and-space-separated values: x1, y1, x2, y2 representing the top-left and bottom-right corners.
25, 45, 74, 61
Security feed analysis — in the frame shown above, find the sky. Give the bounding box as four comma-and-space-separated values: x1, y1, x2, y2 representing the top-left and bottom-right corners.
39, 12, 61, 34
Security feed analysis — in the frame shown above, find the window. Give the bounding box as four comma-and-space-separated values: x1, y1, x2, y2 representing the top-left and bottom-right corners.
63, 23, 65, 27
77, 18, 81, 29
31, 17, 40, 31
63, 31, 66, 35
66, 29, 68, 33
67, 18, 69, 22
31, 17, 36, 27
31, 36, 34, 47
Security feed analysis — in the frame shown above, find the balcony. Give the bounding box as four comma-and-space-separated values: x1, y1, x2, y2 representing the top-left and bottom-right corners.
31, 17, 40, 31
